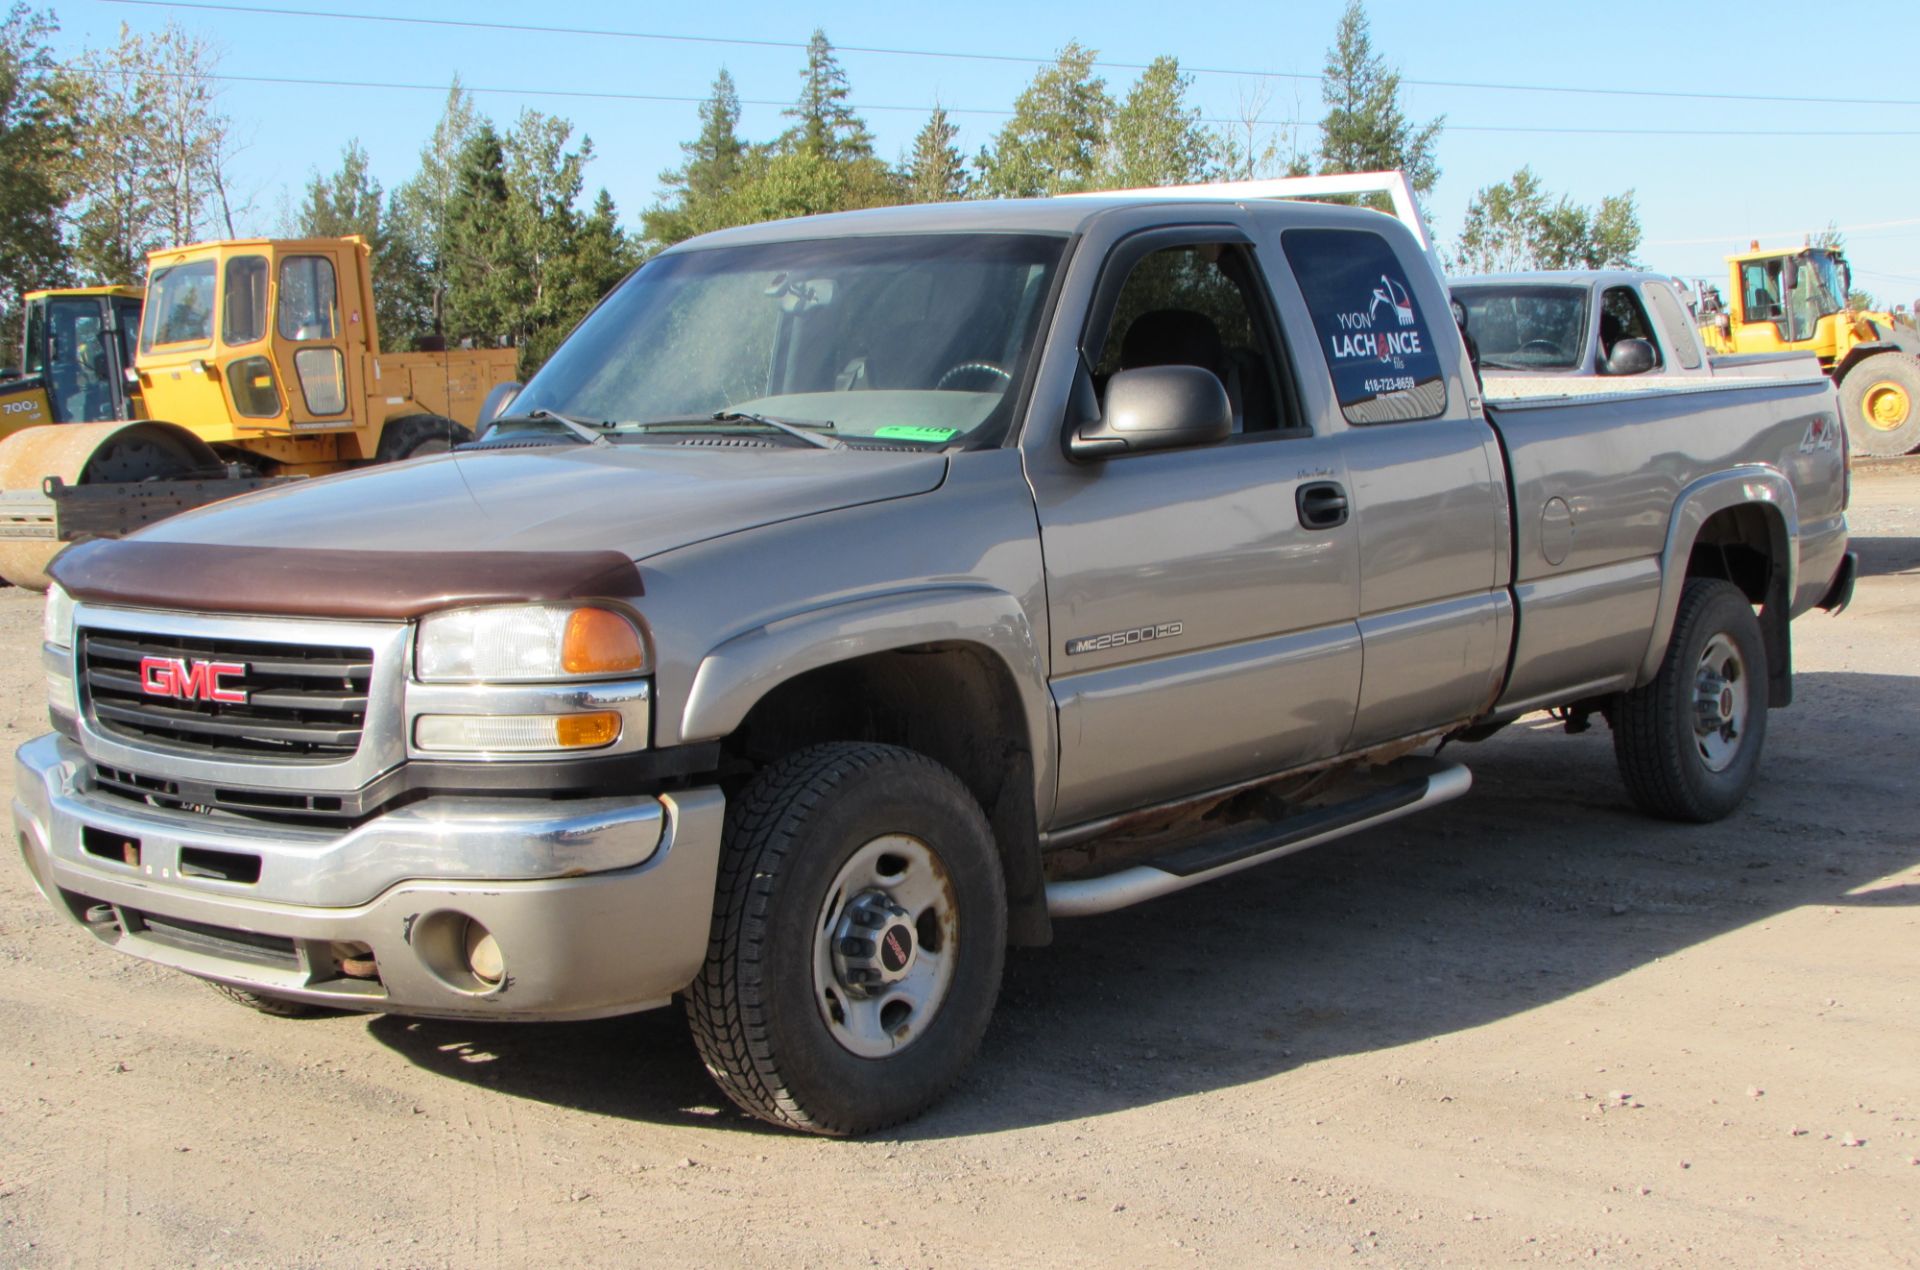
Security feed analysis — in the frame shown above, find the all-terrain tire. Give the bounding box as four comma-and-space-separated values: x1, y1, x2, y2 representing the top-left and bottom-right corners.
206, 980, 327, 1018
375, 414, 472, 462
1613, 578, 1768, 823
1837, 353, 1920, 457
686, 743, 1007, 1136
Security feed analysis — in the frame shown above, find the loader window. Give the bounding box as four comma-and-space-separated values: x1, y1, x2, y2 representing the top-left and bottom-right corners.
277, 255, 338, 342
22, 300, 45, 374
293, 347, 347, 415
222, 255, 269, 346
141, 261, 217, 352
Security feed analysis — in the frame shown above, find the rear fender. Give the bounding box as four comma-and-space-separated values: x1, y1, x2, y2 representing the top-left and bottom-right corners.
1637, 467, 1797, 691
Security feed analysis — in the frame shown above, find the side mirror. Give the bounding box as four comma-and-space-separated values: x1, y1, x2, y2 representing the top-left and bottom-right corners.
1603, 338, 1656, 376
479, 381, 522, 429
1068, 365, 1232, 460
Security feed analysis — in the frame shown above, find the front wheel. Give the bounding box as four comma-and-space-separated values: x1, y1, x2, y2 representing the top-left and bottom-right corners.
687, 743, 1006, 1136
1612, 578, 1768, 822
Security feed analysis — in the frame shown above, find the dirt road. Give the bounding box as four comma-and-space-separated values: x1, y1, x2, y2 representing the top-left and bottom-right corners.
2, 471, 1916, 1268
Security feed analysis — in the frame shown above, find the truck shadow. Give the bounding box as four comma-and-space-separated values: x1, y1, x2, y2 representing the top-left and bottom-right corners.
1848, 535, 1920, 578
367, 668, 1920, 1140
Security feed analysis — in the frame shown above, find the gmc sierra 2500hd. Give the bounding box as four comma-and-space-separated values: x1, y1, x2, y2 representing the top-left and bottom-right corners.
16, 184, 1856, 1135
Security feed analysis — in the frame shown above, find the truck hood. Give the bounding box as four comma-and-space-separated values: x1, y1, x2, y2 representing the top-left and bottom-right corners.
50, 443, 949, 618
140, 442, 950, 557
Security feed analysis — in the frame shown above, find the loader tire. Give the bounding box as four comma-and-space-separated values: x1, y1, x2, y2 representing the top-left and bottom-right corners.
375, 414, 471, 462
1838, 353, 1920, 457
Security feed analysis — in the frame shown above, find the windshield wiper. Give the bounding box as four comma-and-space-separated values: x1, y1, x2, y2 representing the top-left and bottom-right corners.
486, 408, 613, 446
709, 410, 846, 450
633, 411, 847, 450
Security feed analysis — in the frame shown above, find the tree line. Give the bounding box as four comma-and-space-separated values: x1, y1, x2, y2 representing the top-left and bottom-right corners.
1, 1, 1645, 370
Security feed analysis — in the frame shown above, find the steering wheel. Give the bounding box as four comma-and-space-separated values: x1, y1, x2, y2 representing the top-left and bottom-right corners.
935, 361, 1012, 391
1518, 339, 1564, 358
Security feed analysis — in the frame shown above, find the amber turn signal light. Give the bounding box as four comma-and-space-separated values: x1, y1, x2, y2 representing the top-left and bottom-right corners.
555, 711, 623, 749
561, 608, 646, 675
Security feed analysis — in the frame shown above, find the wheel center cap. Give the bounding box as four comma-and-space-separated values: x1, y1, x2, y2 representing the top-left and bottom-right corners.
831, 891, 917, 995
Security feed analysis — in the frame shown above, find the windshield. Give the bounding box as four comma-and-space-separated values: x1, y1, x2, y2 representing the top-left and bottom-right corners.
1799, 251, 1846, 321
511, 233, 1065, 448
140, 261, 217, 353
1453, 285, 1589, 370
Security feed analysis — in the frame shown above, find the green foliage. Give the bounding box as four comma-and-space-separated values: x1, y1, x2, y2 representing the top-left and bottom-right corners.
439, 112, 638, 375
1317, 1, 1442, 200
1451, 166, 1642, 273
0, 3, 72, 349
296, 141, 430, 347
65, 20, 234, 283
902, 107, 969, 203
1100, 56, 1218, 189
975, 42, 1112, 197
390, 80, 478, 340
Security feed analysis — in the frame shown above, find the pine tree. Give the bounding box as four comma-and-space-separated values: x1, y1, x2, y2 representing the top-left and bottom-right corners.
1317, 1, 1443, 195
782, 29, 872, 162
903, 106, 968, 203
440, 123, 524, 352
297, 141, 429, 345
644, 69, 746, 246
975, 43, 1111, 198
1101, 57, 1217, 189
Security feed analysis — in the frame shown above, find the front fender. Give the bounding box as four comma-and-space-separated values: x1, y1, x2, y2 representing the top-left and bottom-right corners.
680, 584, 1057, 824
1636, 465, 1797, 686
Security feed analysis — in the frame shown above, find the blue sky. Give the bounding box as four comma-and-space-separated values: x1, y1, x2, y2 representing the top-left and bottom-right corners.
45, 0, 1920, 306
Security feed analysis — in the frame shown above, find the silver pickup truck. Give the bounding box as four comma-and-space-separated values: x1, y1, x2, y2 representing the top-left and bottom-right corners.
15, 191, 1857, 1135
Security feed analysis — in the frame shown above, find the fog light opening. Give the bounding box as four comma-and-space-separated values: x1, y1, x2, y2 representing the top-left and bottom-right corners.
464, 920, 504, 987
412, 910, 507, 995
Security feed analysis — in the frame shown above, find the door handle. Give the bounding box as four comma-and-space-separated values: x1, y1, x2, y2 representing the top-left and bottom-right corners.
1296, 481, 1349, 530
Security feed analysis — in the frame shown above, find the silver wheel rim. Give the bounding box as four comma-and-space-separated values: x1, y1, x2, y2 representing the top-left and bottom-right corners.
1693, 632, 1748, 773
811, 834, 958, 1059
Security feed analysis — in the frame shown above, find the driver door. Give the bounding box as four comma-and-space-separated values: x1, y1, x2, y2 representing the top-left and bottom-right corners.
1024, 218, 1362, 829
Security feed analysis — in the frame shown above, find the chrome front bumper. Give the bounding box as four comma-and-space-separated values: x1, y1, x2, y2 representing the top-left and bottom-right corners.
12, 734, 724, 1021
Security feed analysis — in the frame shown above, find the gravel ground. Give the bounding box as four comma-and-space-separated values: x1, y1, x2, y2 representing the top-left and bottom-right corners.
1, 467, 1915, 1268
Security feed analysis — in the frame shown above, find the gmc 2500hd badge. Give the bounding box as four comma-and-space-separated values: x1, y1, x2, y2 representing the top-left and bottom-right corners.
1065, 621, 1184, 655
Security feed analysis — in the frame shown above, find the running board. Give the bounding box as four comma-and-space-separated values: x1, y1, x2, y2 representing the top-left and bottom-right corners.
1045, 759, 1472, 918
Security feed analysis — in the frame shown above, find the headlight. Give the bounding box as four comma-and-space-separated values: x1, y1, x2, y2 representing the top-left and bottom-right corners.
415, 604, 646, 682
43, 584, 76, 650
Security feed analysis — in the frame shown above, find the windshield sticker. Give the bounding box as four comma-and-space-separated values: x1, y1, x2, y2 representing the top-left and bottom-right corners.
873, 425, 958, 442
1282, 228, 1448, 425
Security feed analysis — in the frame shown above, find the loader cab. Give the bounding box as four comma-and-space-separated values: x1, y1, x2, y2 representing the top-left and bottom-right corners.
0, 288, 146, 437
137, 236, 376, 441
1729, 247, 1849, 354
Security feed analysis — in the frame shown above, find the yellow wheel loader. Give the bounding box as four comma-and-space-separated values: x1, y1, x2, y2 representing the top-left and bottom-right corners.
0, 236, 518, 588
1698, 243, 1920, 456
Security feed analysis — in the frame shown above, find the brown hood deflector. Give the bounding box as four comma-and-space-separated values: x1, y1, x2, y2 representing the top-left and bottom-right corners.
49, 540, 643, 620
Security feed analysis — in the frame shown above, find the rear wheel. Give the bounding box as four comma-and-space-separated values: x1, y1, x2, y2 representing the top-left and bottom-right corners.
1838, 353, 1920, 457
687, 743, 1006, 1136
375, 414, 471, 462
1613, 578, 1768, 822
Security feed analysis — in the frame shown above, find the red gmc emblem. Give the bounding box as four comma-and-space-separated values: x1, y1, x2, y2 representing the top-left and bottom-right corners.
139, 656, 248, 704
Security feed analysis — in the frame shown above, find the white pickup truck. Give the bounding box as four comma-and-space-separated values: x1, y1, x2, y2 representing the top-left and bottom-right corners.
1452, 269, 1823, 397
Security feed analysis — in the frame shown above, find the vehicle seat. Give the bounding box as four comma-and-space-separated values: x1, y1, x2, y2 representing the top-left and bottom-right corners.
1120, 309, 1243, 431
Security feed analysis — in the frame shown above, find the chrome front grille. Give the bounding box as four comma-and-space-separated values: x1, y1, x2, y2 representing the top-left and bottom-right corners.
80, 629, 373, 761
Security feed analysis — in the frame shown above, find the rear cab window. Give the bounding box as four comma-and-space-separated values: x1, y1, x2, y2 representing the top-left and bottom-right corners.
1281, 228, 1446, 424
1643, 281, 1704, 370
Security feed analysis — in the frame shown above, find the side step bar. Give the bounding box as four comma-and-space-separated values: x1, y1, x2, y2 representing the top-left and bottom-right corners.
1045, 759, 1472, 918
